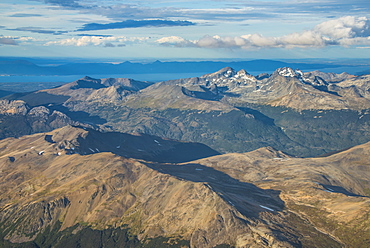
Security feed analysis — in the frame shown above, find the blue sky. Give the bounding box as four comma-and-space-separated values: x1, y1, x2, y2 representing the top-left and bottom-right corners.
1, 0, 370, 60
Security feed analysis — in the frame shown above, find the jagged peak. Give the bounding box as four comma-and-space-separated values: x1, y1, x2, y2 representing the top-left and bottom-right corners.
275, 67, 302, 78
219, 67, 236, 76
202, 67, 237, 78
237, 69, 249, 76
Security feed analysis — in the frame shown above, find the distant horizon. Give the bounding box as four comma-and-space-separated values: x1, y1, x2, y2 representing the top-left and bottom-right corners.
1, 57, 369, 93
2, 56, 370, 65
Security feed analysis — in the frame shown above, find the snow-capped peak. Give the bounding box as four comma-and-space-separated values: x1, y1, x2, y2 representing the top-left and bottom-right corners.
222, 67, 236, 77
276, 67, 302, 78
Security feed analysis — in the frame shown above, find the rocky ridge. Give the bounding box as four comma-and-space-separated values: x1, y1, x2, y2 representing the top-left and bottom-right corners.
41, 76, 152, 103
172, 67, 370, 110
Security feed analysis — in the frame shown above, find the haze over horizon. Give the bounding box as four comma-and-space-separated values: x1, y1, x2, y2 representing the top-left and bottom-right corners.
1, 0, 370, 60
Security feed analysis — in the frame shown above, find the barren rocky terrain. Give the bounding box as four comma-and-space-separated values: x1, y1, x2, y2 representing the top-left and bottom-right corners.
0, 126, 369, 247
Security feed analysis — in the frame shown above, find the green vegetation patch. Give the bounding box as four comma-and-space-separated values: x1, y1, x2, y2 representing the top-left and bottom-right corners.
0, 221, 191, 248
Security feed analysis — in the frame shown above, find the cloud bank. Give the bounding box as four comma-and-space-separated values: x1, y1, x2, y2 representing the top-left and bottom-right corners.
41, 16, 370, 50
77, 19, 195, 31
8, 27, 67, 35
157, 16, 370, 49
41, 0, 82, 8
37, 0, 370, 23
9, 13, 43, 18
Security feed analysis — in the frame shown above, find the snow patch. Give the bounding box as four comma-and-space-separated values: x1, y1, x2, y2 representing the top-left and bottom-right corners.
259, 205, 274, 211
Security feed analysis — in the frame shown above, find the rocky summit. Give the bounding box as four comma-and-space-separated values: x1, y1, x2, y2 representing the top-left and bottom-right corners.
174, 67, 369, 110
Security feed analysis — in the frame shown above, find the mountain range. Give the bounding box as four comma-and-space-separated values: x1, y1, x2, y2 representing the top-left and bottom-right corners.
1, 65, 370, 247
0, 58, 351, 76
2, 66, 369, 157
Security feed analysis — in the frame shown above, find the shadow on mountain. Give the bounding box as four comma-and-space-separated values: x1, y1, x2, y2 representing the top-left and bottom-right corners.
193, 91, 223, 101
72, 127, 220, 163
181, 86, 240, 101
49, 105, 107, 125
0, 89, 15, 98
181, 86, 223, 101
236, 107, 275, 125
321, 184, 367, 197
312, 85, 340, 96
145, 162, 285, 218
71, 78, 106, 90
222, 92, 241, 97
4, 92, 70, 107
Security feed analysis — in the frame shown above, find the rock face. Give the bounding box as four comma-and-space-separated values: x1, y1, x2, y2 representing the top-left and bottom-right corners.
0, 100, 29, 115
0, 100, 76, 139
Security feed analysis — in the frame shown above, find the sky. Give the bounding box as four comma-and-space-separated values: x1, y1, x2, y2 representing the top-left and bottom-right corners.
0, 0, 370, 60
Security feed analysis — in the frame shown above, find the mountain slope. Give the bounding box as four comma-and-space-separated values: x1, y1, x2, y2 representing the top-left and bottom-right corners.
194, 144, 370, 247
0, 126, 306, 247
2, 126, 370, 247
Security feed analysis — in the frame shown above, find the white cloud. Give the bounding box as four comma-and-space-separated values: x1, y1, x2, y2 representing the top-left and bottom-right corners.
240, 34, 277, 48
313, 16, 370, 39
18, 37, 37, 42
280, 30, 327, 47
45, 36, 149, 46
0, 35, 40, 45
338, 37, 370, 46
157, 16, 370, 49
156, 36, 195, 47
